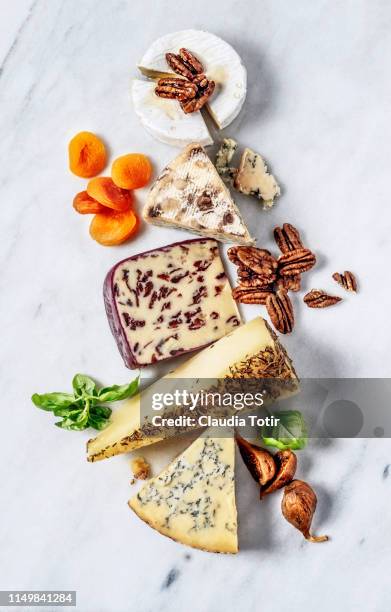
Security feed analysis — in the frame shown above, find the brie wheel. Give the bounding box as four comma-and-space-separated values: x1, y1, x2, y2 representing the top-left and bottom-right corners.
132, 80, 212, 147
137, 29, 247, 137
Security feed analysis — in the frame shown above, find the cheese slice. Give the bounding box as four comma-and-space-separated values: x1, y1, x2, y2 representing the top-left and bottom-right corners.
143, 143, 255, 245
87, 317, 298, 462
138, 29, 247, 131
104, 238, 241, 368
234, 148, 281, 209
129, 430, 237, 553
132, 80, 212, 148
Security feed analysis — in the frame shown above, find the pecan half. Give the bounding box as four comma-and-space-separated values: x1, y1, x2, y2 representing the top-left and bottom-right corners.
180, 79, 215, 113
266, 289, 294, 334
239, 278, 273, 289
240, 278, 272, 289
274, 223, 303, 254
179, 48, 204, 75
236, 247, 278, 279
193, 73, 209, 89
332, 271, 357, 292
278, 248, 316, 276
165, 52, 195, 80
238, 265, 276, 287
304, 290, 342, 308
276, 274, 301, 292
227, 246, 241, 266
232, 286, 274, 305
155, 77, 198, 101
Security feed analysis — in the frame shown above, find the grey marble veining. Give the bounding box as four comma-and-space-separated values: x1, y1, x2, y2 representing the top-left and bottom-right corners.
0, 1, 390, 611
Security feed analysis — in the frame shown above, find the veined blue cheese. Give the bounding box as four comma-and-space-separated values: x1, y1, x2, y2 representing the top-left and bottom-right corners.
234, 147, 281, 209
215, 138, 238, 183
129, 432, 238, 553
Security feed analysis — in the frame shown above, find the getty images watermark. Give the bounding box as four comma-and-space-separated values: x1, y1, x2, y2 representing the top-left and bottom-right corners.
151, 389, 280, 428
140, 378, 391, 439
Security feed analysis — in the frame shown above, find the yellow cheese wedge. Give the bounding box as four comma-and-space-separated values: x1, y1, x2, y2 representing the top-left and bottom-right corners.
87, 317, 298, 462
129, 430, 238, 553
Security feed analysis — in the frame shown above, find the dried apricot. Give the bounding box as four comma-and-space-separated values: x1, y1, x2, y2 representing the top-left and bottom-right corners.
89, 209, 138, 246
87, 177, 133, 212
111, 153, 152, 189
68, 131, 107, 178
73, 191, 107, 215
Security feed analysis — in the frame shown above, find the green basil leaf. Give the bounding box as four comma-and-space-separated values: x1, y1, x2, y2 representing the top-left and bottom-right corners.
73, 411, 89, 428
90, 405, 112, 419
72, 374, 97, 398
69, 423, 89, 431
53, 406, 82, 418
32, 392, 75, 411
56, 408, 89, 430
98, 377, 139, 403
55, 418, 77, 430
34, 373, 138, 432
56, 419, 89, 431
261, 410, 308, 451
55, 420, 72, 430
88, 415, 110, 431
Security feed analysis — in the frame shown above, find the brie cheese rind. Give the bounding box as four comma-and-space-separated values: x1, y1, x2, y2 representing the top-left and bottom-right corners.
132, 80, 212, 148
103, 238, 241, 369
129, 431, 238, 553
138, 29, 247, 131
143, 143, 255, 245
234, 147, 281, 209
87, 317, 298, 462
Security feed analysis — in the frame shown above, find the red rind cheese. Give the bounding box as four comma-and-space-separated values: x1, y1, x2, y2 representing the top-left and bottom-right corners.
104, 238, 241, 368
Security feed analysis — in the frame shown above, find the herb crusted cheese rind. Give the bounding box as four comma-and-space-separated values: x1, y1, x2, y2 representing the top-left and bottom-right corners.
87, 318, 298, 462
129, 432, 238, 553
234, 147, 281, 209
143, 143, 255, 246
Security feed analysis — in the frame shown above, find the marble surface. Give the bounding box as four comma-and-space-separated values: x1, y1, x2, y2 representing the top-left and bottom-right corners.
1, 1, 390, 611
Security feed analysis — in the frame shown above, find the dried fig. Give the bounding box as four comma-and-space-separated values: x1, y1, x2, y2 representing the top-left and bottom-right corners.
281, 480, 328, 543
236, 434, 276, 486
260, 449, 297, 498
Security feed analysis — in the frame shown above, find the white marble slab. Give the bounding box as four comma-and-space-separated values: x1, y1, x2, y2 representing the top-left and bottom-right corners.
0, 1, 390, 611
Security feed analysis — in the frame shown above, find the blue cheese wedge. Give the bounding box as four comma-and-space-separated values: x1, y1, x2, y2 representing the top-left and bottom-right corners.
143, 143, 255, 245
215, 138, 238, 183
87, 318, 298, 462
234, 147, 281, 209
129, 431, 238, 553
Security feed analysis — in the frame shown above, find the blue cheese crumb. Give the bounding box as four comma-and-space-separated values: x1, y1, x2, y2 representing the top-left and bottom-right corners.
234, 147, 281, 209
215, 138, 238, 183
